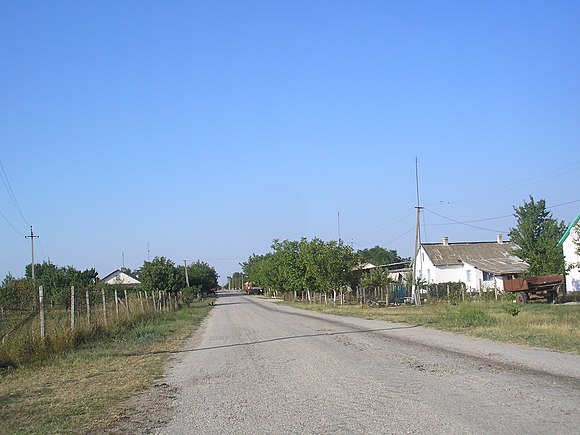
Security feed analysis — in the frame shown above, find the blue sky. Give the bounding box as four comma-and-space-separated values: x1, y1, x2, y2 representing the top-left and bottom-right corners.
1, 1, 579, 284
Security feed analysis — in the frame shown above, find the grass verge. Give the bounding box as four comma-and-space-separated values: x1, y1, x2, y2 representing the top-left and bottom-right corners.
0, 299, 214, 434
282, 300, 580, 354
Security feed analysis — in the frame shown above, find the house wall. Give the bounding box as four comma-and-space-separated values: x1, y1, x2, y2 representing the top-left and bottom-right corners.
415, 247, 505, 292
563, 226, 580, 292
415, 247, 483, 290
103, 272, 141, 285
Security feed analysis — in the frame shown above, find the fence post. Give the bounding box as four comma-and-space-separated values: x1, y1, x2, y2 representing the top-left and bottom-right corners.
39, 285, 45, 339
124, 289, 130, 314
70, 285, 75, 332
114, 288, 119, 320
86, 289, 91, 325
101, 287, 107, 325
139, 291, 145, 313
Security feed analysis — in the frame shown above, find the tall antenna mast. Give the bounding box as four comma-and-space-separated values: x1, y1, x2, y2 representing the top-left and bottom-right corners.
338, 211, 341, 243
411, 157, 423, 306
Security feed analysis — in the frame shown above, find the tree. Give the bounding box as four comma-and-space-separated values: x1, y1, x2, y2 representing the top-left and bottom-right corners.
138, 256, 180, 294
508, 196, 566, 276
357, 246, 407, 266
186, 261, 218, 294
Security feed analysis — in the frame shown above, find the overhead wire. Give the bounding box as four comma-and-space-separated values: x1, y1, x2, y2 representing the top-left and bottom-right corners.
0, 208, 26, 237
429, 162, 579, 206
0, 159, 30, 226
423, 208, 508, 233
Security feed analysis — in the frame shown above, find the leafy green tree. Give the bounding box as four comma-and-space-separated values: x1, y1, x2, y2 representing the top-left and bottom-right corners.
508, 196, 566, 276
358, 246, 407, 266
186, 261, 218, 294
360, 267, 390, 290
138, 256, 180, 294
242, 238, 359, 297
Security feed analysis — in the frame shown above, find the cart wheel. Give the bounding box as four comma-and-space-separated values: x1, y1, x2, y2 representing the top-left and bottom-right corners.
516, 291, 528, 304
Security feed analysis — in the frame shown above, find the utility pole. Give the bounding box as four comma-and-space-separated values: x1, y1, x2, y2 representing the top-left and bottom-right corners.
25, 226, 38, 281
411, 157, 422, 306
183, 260, 190, 287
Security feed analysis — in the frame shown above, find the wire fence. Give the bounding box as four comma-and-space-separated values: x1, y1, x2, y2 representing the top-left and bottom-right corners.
0, 284, 181, 366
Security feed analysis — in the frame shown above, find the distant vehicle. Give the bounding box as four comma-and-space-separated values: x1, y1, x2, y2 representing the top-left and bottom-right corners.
244, 281, 264, 295
503, 274, 565, 304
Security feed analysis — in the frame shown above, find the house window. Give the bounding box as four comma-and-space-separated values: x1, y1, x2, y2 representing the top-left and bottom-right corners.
466, 270, 472, 283
483, 271, 494, 282
427, 269, 431, 282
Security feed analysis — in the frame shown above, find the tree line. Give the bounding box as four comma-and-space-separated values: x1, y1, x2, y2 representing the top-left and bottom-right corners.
240, 238, 408, 300
0, 257, 219, 310
239, 196, 576, 300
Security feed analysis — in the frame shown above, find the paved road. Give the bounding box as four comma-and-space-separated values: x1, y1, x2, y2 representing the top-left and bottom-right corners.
160, 291, 580, 434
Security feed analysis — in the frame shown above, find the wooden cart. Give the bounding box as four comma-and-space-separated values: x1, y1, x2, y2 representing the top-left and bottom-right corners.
503, 274, 565, 304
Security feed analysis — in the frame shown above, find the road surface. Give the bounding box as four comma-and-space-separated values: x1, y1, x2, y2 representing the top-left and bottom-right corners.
157, 291, 579, 434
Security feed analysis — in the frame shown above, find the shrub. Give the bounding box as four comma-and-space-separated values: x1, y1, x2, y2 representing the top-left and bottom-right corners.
456, 304, 496, 328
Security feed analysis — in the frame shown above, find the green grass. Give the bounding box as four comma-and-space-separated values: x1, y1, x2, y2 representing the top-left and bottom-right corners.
282, 300, 580, 354
0, 299, 214, 434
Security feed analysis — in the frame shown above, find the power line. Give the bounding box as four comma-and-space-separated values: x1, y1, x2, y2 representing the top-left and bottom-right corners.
427, 213, 513, 226
0, 208, 26, 236
0, 159, 29, 226
431, 162, 579, 206
423, 208, 507, 233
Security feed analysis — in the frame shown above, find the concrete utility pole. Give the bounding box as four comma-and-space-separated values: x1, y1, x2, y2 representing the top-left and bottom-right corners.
411, 157, 422, 306
183, 260, 190, 287
25, 226, 38, 280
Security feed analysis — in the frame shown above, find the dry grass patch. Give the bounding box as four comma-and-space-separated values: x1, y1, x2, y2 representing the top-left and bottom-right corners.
0, 301, 214, 434
283, 300, 580, 354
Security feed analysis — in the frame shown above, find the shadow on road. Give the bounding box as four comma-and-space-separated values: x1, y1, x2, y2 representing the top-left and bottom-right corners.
122, 325, 419, 357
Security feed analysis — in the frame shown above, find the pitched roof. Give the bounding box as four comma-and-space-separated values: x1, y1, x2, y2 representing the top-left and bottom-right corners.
422, 241, 528, 275
558, 212, 580, 245
101, 269, 141, 284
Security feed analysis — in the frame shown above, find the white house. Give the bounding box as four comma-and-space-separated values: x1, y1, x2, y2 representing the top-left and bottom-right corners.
559, 213, 580, 292
101, 269, 141, 285
415, 235, 528, 292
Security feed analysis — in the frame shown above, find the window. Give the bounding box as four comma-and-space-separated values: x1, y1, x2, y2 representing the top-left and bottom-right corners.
466, 270, 472, 282
483, 271, 494, 282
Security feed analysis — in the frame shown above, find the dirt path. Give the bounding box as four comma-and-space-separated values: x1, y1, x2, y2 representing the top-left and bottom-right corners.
108, 292, 580, 434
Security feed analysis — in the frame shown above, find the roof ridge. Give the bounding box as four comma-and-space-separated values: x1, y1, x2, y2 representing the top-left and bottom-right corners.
558, 212, 580, 245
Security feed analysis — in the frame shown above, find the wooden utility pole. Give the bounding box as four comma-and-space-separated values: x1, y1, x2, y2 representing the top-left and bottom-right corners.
25, 226, 38, 280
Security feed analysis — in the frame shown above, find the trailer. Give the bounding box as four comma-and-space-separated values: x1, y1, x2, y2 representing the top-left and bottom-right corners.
503, 274, 565, 304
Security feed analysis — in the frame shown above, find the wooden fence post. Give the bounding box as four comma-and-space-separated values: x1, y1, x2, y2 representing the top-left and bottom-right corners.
124, 289, 130, 314
101, 287, 107, 326
114, 288, 119, 320
39, 285, 45, 339
70, 285, 75, 332
86, 289, 91, 326
139, 291, 145, 312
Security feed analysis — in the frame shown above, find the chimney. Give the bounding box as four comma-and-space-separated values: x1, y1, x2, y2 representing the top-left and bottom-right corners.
442, 236, 449, 246
497, 234, 503, 244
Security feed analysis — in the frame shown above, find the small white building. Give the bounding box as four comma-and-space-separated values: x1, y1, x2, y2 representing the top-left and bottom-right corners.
559, 213, 580, 292
101, 269, 141, 285
415, 235, 529, 292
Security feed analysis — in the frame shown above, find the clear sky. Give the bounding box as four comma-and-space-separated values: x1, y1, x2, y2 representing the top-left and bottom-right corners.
1, 1, 579, 285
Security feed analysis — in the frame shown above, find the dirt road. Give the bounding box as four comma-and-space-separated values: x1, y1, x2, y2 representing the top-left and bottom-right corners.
153, 292, 579, 434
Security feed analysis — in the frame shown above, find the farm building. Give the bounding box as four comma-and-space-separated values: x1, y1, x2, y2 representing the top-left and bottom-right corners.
559, 213, 580, 292
100, 269, 141, 286
414, 235, 528, 293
